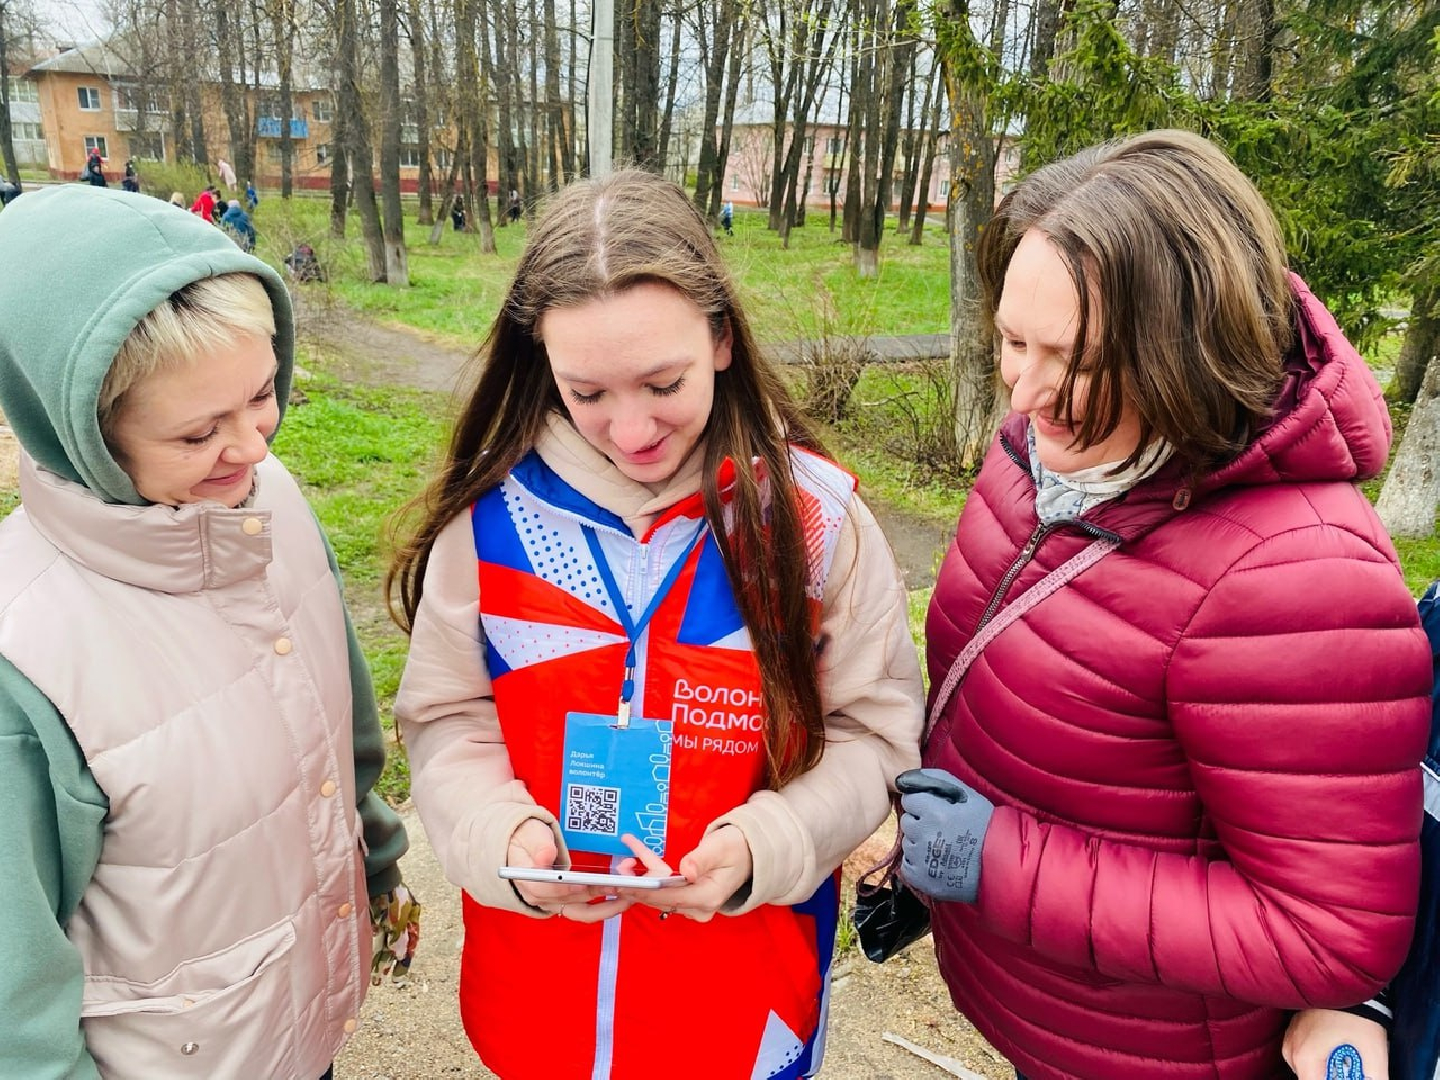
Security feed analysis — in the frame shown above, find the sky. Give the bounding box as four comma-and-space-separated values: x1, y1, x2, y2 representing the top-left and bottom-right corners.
30, 0, 110, 44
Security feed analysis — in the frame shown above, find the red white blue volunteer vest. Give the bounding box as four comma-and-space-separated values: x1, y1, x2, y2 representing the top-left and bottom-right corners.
458, 446, 856, 1080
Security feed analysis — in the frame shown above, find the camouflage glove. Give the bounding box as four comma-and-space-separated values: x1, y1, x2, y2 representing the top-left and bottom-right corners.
369, 884, 421, 985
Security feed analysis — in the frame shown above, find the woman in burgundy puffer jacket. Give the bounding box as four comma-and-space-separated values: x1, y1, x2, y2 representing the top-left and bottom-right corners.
900, 129, 1432, 1080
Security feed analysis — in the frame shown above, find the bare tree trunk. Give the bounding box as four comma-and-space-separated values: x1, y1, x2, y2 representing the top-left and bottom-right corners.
692, 0, 734, 218
778, 0, 837, 244
568, 0, 581, 177
492, 2, 517, 220
1377, 348, 1440, 537
941, 0, 1000, 467
429, 131, 465, 243
708, 13, 745, 221
471, 0, 498, 252
1395, 285, 1440, 405
408, 0, 434, 223
164, 0, 188, 162
896, 50, 926, 232
379, 0, 409, 283
628, 0, 661, 169
543, 0, 567, 189
657, 10, 681, 174
181, 0, 207, 163
329, 76, 349, 236
909, 75, 943, 245
337, 0, 386, 278
216, 7, 251, 187
853, 0, 885, 276
842, 2, 865, 245
273, 0, 296, 197
1030, 0, 1061, 75
0, 0, 19, 187
526, 10, 540, 204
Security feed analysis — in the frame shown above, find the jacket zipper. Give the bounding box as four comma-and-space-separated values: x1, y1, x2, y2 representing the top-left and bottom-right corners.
976, 432, 1121, 634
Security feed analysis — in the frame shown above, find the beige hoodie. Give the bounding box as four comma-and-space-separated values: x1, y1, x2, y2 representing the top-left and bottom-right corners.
396, 415, 924, 915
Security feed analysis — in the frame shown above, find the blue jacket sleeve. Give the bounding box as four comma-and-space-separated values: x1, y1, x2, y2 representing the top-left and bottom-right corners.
0, 655, 106, 1080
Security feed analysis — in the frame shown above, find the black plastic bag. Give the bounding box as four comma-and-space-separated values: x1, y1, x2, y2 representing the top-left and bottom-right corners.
852, 855, 931, 963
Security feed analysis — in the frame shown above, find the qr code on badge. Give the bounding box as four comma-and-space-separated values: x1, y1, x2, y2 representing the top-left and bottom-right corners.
566, 784, 620, 836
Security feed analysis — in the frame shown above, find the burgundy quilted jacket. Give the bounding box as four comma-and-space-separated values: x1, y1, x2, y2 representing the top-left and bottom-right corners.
923, 277, 1432, 1080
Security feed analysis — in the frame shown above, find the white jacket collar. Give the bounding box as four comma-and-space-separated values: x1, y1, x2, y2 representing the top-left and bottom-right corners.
18, 451, 275, 593
536, 412, 707, 537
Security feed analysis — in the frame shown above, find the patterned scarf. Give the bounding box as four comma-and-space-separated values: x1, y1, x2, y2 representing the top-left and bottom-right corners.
1028, 424, 1173, 525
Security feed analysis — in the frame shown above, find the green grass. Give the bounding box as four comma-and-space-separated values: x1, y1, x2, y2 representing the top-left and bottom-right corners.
246, 197, 951, 349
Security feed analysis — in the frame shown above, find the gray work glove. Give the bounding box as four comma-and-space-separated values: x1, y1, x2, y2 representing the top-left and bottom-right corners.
897, 768, 995, 905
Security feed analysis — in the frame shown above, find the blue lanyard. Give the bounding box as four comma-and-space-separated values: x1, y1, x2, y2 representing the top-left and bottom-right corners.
582, 523, 707, 727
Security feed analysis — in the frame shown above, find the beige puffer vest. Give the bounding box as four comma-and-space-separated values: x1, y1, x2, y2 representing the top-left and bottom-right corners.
0, 453, 369, 1080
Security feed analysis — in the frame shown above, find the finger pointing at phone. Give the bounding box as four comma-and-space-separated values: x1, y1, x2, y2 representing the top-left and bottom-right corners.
611, 828, 753, 921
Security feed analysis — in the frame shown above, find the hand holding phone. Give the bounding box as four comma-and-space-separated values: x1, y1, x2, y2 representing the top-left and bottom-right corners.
499, 867, 688, 890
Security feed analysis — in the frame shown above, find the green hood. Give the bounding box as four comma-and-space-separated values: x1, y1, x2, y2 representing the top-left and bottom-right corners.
0, 186, 294, 505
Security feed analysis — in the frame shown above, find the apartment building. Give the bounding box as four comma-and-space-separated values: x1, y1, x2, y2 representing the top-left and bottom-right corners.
4, 72, 47, 168
23, 40, 338, 186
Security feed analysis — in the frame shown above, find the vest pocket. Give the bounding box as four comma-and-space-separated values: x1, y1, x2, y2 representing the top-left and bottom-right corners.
80, 917, 299, 1077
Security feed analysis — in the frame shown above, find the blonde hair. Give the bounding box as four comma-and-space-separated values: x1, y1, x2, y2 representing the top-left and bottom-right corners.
98, 273, 276, 436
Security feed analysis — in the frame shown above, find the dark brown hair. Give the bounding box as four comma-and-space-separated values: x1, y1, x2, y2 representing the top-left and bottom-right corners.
978, 128, 1294, 474
387, 170, 831, 786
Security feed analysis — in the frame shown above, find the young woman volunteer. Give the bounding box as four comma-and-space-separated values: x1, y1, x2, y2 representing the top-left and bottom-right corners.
389, 169, 923, 1080
898, 129, 1432, 1080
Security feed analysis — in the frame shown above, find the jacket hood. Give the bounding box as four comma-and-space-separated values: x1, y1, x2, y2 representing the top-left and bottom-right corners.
0, 186, 294, 505
1202, 273, 1391, 490
1001, 273, 1390, 505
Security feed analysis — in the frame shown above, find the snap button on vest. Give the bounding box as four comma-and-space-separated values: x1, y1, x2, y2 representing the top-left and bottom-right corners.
320, 779, 337, 797
273, 636, 292, 655
180, 1042, 199, 1055
344, 1018, 357, 1033
242, 517, 263, 535
337, 902, 353, 918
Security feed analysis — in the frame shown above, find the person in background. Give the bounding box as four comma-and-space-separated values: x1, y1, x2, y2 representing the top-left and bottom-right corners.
190, 184, 217, 222
168, 190, 186, 210
221, 197, 257, 253
0, 185, 416, 1079
388, 169, 923, 1080
245, 180, 259, 212
121, 159, 139, 193
720, 200, 734, 236
450, 194, 466, 231
82, 149, 106, 187
901, 128, 1431, 1080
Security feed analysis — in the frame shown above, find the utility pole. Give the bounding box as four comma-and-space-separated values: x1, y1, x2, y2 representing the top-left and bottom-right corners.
587, 0, 613, 176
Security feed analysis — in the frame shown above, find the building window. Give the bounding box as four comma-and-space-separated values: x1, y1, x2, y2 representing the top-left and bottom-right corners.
311, 96, 333, 123
77, 86, 101, 111
6, 77, 38, 103
84, 136, 108, 158
433, 148, 452, 170
315, 143, 331, 166
113, 83, 160, 114
14, 122, 43, 141
129, 133, 164, 160
399, 145, 421, 168
730, 174, 739, 191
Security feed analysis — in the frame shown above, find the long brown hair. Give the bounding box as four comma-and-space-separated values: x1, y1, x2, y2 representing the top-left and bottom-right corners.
978, 128, 1294, 475
387, 170, 831, 786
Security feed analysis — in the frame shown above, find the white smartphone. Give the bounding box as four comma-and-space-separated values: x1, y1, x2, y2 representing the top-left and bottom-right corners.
498, 867, 688, 890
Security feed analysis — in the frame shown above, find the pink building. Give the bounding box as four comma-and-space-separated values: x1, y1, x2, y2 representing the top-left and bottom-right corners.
719, 102, 1019, 212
